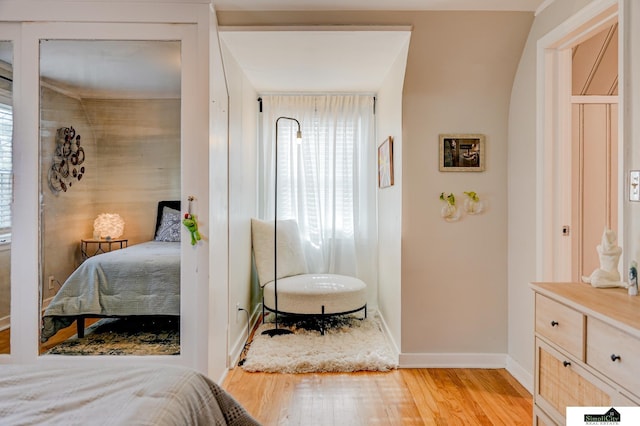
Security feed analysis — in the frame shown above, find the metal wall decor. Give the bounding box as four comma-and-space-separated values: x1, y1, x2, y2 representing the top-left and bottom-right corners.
48, 126, 85, 193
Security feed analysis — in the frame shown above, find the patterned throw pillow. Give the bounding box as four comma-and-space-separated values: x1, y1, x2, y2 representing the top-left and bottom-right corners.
155, 206, 181, 242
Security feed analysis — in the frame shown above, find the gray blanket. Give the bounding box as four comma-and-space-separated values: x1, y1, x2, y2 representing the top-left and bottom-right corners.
42, 241, 180, 341
0, 364, 260, 425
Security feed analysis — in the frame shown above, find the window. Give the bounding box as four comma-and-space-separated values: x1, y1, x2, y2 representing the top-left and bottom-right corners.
0, 93, 12, 238
261, 95, 376, 276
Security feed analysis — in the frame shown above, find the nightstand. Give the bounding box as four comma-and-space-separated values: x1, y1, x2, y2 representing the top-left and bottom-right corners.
81, 238, 128, 261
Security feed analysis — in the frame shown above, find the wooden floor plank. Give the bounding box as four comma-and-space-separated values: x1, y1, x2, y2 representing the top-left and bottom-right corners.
0, 327, 8, 354
223, 367, 532, 425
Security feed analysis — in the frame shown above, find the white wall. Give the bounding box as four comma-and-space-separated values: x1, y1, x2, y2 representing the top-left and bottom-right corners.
221, 41, 259, 366
507, 0, 595, 388
376, 38, 410, 353
208, 10, 230, 381
399, 12, 530, 368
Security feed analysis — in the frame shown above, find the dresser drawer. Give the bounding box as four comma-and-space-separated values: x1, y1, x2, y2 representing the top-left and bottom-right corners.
536, 294, 585, 360
536, 339, 613, 423
587, 317, 640, 398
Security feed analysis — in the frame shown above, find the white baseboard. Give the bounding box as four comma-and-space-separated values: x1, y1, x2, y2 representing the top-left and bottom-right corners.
228, 303, 261, 368
0, 296, 55, 333
0, 315, 9, 331
375, 310, 400, 360
42, 296, 54, 311
506, 355, 533, 394
399, 352, 508, 369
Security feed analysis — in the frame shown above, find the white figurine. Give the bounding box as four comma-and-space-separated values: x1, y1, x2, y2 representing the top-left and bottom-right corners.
582, 228, 624, 288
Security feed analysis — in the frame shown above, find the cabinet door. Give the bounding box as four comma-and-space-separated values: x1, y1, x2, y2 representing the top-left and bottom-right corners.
536, 339, 614, 423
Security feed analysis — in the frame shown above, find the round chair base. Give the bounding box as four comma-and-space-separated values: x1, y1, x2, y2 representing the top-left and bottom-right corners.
262, 273, 367, 316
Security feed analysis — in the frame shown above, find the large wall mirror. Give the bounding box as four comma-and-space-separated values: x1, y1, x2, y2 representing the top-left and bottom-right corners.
38, 39, 182, 356
0, 41, 13, 356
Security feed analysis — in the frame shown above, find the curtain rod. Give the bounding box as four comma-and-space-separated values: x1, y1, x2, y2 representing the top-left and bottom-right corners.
257, 95, 376, 114
257, 92, 376, 96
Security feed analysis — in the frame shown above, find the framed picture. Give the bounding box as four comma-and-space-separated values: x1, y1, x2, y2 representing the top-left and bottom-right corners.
439, 134, 486, 172
378, 136, 394, 188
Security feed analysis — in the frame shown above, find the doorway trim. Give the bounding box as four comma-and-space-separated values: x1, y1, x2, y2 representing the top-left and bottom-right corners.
536, 0, 620, 281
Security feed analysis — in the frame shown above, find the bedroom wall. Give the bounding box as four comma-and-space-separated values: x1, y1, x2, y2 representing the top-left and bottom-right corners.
40, 89, 181, 301
82, 98, 181, 245
40, 86, 99, 301
507, 0, 603, 387
216, 11, 532, 367
221, 41, 259, 362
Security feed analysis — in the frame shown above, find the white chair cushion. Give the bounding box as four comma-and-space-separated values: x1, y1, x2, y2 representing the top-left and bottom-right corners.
263, 274, 367, 315
251, 218, 308, 287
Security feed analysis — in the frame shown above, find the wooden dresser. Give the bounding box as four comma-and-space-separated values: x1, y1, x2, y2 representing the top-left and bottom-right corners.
530, 282, 640, 425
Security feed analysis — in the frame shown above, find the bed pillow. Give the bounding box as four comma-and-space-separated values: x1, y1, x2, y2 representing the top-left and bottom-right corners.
251, 218, 308, 287
155, 206, 181, 242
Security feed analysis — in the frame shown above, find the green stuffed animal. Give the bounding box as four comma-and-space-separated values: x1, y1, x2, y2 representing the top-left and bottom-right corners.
182, 213, 202, 245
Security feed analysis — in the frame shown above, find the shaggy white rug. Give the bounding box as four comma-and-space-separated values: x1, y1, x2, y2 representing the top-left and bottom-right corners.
240, 314, 398, 373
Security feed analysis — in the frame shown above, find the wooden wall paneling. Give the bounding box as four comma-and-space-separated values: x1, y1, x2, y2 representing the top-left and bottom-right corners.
40, 86, 98, 300
82, 98, 180, 244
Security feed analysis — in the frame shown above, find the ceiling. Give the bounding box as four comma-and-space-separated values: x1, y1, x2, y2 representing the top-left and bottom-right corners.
217, 0, 548, 93
40, 40, 181, 99
220, 30, 411, 93
0, 0, 550, 97
213, 0, 548, 12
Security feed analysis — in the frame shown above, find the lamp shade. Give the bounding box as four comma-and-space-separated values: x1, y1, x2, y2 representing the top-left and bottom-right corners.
93, 213, 125, 240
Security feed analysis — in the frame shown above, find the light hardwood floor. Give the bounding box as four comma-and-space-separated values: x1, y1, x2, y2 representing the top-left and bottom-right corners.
0, 318, 100, 355
0, 327, 8, 354
223, 367, 533, 425
1, 326, 533, 425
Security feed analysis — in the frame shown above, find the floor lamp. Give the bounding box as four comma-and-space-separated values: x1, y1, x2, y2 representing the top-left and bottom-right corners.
263, 116, 302, 337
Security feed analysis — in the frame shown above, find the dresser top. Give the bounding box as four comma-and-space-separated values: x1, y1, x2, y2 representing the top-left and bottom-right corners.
531, 282, 640, 338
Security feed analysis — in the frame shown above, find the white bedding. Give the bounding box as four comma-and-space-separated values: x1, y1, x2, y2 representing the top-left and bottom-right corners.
0, 364, 259, 425
42, 241, 180, 342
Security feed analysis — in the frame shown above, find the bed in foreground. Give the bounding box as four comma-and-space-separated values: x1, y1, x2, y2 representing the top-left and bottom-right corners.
0, 364, 259, 426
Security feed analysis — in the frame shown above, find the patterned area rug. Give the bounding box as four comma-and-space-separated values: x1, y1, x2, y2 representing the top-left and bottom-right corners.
45, 317, 180, 356
240, 312, 398, 373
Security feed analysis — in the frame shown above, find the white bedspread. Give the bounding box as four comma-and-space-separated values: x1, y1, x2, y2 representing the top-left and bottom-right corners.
0, 364, 259, 425
42, 241, 180, 341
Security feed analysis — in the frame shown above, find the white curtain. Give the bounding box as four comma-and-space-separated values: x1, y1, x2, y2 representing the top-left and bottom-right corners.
259, 95, 377, 282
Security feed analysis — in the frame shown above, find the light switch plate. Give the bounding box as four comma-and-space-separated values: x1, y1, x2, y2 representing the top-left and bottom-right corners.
631, 170, 640, 201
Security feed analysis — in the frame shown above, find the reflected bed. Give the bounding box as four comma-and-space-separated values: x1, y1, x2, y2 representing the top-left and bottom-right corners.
41, 201, 181, 342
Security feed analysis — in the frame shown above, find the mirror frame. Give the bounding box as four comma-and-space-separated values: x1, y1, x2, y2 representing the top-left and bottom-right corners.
38, 38, 182, 356
11, 21, 208, 369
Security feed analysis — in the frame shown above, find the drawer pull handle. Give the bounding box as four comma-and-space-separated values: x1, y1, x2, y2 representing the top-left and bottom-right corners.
611, 354, 621, 362
550, 320, 559, 327
563, 361, 571, 367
